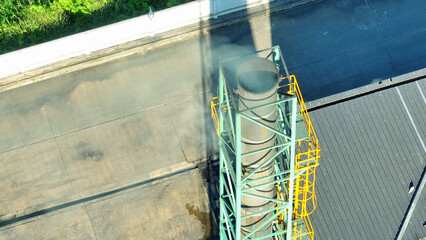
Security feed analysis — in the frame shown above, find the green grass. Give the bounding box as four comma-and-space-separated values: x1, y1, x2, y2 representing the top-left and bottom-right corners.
0, 0, 193, 54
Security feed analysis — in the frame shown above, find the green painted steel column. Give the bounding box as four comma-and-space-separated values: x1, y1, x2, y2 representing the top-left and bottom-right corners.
286, 97, 298, 240
235, 112, 242, 240
218, 68, 225, 239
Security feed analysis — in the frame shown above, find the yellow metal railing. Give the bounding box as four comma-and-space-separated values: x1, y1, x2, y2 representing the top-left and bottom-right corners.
295, 140, 320, 170
211, 96, 220, 135
210, 95, 232, 136
280, 75, 320, 240
276, 183, 286, 223
281, 75, 320, 150
276, 181, 315, 240
304, 214, 315, 239
292, 215, 315, 240
287, 76, 320, 222
293, 167, 317, 217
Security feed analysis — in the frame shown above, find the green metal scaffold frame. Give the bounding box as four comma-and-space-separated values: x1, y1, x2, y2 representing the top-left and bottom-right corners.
217, 46, 303, 240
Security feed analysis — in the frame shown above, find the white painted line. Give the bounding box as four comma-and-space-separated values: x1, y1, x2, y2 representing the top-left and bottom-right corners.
396, 87, 426, 153
395, 167, 426, 240
415, 81, 426, 104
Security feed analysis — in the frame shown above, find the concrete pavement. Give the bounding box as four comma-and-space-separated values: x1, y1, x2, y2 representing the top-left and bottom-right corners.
0, 169, 214, 239
1, 0, 425, 238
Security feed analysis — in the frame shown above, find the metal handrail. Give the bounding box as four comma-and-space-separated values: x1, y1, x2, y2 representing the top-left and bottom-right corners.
211, 96, 220, 135
281, 75, 319, 149
279, 75, 320, 223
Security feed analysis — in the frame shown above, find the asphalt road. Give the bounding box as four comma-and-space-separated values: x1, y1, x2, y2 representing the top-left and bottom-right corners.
0, 0, 425, 238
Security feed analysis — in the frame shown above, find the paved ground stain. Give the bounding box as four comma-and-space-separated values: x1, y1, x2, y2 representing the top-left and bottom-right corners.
185, 203, 217, 240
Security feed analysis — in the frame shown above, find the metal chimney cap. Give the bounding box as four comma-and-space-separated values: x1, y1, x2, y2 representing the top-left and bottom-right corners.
237, 57, 278, 94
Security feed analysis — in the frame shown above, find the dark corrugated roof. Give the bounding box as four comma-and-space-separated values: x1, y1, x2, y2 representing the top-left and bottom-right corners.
308, 79, 426, 239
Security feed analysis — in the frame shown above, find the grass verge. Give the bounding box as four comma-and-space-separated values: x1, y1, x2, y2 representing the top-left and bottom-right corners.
0, 0, 193, 54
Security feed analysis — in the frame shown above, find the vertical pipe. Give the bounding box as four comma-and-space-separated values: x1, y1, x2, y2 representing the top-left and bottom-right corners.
237, 57, 279, 238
